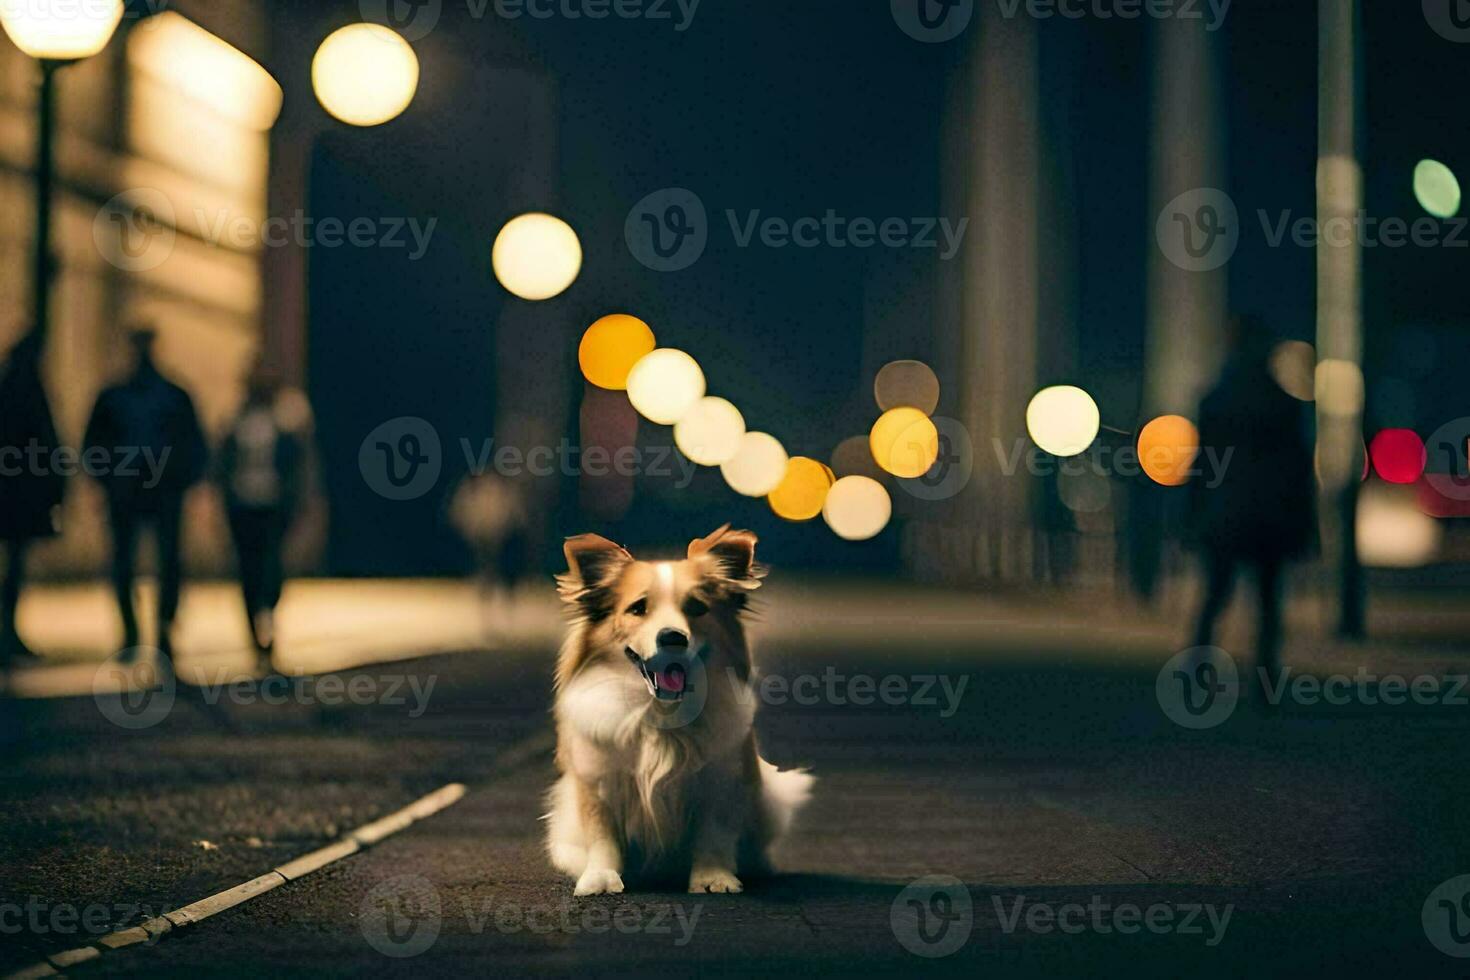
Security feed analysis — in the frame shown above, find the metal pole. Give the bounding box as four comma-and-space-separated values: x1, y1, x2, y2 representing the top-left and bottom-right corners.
33, 59, 59, 345
1316, 0, 1365, 638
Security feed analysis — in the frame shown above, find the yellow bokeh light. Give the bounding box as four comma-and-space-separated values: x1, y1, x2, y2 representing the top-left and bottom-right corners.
129, 13, 282, 131
768, 457, 834, 522
491, 213, 583, 301
626, 348, 705, 425
579, 314, 655, 390
822, 475, 892, 541
0, 0, 121, 59
674, 396, 746, 466
869, 407, 939, 479
1268, 340, 1315, 401
312, 24, 419, 127
721, 431, 788, 497
874, 359, 940, 415
1026, 385, 1100, 457
1137, 415, 1199, 487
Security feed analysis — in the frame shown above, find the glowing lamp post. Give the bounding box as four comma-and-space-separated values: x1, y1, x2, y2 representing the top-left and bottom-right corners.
0, 0, 124, 345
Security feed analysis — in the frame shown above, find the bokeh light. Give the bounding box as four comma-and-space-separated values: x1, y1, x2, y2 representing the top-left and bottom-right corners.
869, 407, 939, 479
1267, 340, 1315, 401
1413, 159, 1462, 219
1137, 415, 1200, 487
822, 476, 892, 541
1058, 468, 1111, 514
1026, 385, 1100, 457
579, 314, 655, 390
830, 434, 886, 481
1358, 484, 1441, 568
721, 432, 788, 497
874, 360, 940, 415
768, 457, 834, 522
1369, 428, 1426, 484
674, 396, 745, 466
0, 0, 122, 59
311, 24, 419, 127
491, 213, 583, 301
1314, 359, 1364, 418
626, 349, 706, 425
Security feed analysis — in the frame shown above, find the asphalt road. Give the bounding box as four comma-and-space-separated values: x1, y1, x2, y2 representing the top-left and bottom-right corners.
4, 586, 1470, 977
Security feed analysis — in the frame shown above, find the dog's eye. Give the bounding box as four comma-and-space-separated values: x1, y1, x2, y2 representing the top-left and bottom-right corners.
625, 597, 647, 617
682, 597, 709, 618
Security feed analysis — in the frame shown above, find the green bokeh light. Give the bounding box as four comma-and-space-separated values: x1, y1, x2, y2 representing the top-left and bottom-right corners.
1413, 159, 1461, 219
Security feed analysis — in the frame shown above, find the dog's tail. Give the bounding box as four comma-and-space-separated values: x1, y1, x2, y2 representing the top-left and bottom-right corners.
758, 758, 815, 840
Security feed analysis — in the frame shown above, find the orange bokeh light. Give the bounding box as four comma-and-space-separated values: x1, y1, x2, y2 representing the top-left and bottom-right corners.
1137, 415, 1199, 487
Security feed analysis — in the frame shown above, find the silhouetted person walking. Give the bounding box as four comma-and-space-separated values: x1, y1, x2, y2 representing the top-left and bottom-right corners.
1190, 315, 1314, 705
218, 370, 309, 671
0, 332, 65, 666
85, 329, 206, 662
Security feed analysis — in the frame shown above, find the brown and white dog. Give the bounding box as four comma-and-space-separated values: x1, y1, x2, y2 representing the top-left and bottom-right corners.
545, 526, 813, 895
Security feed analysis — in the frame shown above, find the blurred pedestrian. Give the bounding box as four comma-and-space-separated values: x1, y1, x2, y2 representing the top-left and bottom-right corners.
84, 328, 206, 662
449, 471, 530, 633
218, 368, 310, 672
1189, 314, 1315, 705
0, 331, 65, 666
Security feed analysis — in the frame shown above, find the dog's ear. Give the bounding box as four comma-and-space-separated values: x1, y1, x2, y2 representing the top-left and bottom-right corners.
557, 534, 632, 617
689, 525, 766, 593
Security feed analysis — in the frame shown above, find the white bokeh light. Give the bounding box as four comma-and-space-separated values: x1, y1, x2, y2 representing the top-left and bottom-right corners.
822, 476, 892, 541
626, 349, 706, 425
312, 24, 419, 127
674, 396, 746, 466
720, 431, 788, 497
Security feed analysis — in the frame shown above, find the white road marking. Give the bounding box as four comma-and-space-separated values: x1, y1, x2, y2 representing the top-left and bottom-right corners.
1, 781, 468, 980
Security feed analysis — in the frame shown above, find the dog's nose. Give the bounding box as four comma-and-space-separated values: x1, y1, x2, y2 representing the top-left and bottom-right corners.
656, 628, 689, 649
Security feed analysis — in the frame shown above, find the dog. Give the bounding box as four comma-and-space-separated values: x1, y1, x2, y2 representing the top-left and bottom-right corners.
545, 525, 813, 895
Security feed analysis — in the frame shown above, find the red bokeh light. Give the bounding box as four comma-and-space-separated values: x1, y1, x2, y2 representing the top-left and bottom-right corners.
1369, 428, 1426, 484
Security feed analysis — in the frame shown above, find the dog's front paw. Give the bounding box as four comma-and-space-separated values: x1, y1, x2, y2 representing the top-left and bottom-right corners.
574, 868, 625, 896
689, 868, 743, 894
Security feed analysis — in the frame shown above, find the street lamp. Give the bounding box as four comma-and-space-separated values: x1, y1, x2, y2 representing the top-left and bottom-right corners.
0, 0, 125, 345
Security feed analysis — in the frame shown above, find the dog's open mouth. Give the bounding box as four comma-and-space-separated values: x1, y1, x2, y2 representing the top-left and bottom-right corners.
626, 649, 690, 701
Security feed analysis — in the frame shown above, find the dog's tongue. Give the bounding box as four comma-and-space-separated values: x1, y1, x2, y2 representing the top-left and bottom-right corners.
655, 663, 687, 693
